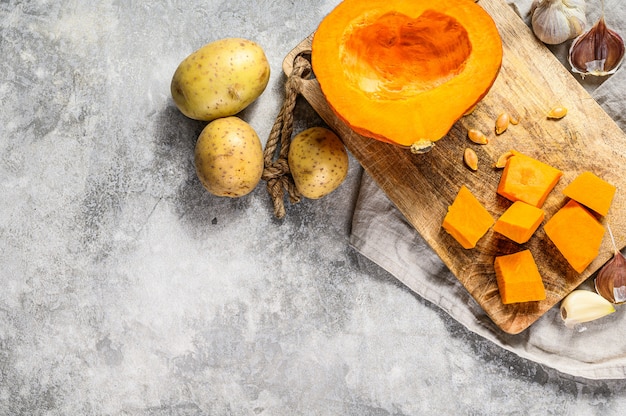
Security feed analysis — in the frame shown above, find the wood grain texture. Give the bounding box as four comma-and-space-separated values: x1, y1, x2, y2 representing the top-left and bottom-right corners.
283, 0, 626, 334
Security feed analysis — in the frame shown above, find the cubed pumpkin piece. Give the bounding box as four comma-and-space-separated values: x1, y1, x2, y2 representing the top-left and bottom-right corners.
442, 185, 495, 249
493, 201, 545, 244
544, 200, 605, 273
562, 171, 616, 216
497, 150, 563, 208
494, 249, 546, 304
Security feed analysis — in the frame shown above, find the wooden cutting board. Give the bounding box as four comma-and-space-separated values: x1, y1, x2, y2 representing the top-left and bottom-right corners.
283, 0, 626, 334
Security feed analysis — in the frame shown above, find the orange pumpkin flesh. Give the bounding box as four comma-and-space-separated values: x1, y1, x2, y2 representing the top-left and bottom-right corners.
311, 0, 503, 147
494, 250, 546, 304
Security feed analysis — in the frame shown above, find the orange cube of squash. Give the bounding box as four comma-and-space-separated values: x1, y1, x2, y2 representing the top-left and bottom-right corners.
544, 200, 605, 273
493, 201, 545, 244
497, 150, 563, 208
442, 185, 495, 249
494, 249, 546, 304
562, 171, 616, 217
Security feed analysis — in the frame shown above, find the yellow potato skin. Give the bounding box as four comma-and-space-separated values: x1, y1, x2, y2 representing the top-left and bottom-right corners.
171, 38, 270, 121
194, 117, 264, 198
288, 127, 348, 199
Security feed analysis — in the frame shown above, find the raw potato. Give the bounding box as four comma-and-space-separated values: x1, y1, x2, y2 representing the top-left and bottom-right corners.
288, 127, 348, 199
194, 117, 263, 198
171, 38, 270, 121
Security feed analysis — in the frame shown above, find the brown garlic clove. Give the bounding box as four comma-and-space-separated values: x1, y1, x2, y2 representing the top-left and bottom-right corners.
595, 250, 626, 304
569, 16, 625, 77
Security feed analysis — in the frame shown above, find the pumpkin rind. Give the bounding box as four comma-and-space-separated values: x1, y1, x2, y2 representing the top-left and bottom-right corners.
311, 0, 503, 147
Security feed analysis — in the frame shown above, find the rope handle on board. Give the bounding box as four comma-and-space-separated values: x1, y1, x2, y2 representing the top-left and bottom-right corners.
262, 54, 313, 219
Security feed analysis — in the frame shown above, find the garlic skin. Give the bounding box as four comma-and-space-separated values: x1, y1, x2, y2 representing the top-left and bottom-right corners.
595, 250, 626, 304
531, 0, 587, 45
569, 16, 626, 76
560, 290, 616, 328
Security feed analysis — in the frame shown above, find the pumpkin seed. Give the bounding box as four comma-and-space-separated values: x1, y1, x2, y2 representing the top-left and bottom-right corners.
547, 106, 567, 119
464, 148, 478, 171
468, 128, 488, 144
463, 104, 477, 116
494, 150, 515, 168
495, 112, 510, 135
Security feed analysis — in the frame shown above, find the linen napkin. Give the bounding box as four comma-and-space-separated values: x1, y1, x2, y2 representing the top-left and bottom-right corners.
349, 0, 626, 379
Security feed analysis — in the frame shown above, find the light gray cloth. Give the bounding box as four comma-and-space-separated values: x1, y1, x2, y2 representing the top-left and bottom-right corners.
349, 0, 626, 380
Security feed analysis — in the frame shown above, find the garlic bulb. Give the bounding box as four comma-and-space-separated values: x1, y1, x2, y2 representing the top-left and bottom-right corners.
569, 15, 625, 77
531, 0, 587, 45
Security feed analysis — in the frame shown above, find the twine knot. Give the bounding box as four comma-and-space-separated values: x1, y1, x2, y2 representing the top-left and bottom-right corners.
262, 54, 312, 219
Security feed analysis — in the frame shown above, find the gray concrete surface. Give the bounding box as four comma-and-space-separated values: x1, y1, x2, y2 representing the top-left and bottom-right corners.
2, 1, 625, 414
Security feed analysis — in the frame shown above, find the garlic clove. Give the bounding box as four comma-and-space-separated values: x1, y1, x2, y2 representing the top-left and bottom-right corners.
569, 16, 625, 77
531, 0, 587, 45
595, 250, 626, 304
560, 289, 616, 328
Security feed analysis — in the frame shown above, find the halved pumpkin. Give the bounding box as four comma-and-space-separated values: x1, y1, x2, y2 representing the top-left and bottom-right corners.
311, 0, 503, 148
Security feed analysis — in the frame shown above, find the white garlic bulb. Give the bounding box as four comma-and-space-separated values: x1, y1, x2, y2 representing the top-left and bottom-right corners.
531, 0, 587, 45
